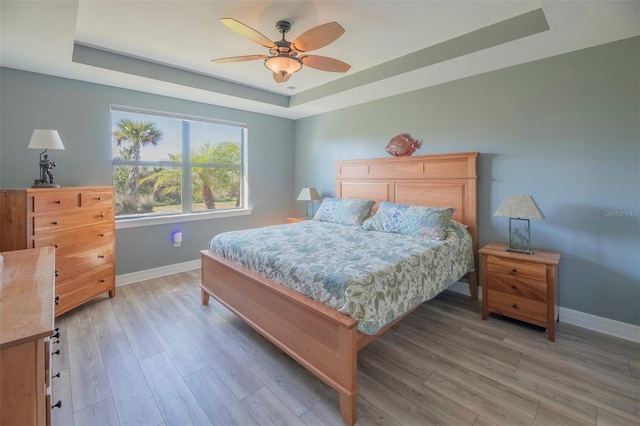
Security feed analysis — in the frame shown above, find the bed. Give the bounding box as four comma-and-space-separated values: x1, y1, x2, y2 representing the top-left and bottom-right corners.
200, 152, 478, 425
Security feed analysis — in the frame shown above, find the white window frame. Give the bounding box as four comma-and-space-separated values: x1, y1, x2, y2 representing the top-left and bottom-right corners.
110, 105, 251, 229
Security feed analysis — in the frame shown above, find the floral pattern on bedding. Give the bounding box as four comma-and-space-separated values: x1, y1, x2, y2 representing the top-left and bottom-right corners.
208, 220, 474, 335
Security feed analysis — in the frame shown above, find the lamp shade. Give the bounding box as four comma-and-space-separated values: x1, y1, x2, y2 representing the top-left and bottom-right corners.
493, 195, 545, 219
27, 130, 65, 150
265, 56, 302, 76
297, 187, 320, 201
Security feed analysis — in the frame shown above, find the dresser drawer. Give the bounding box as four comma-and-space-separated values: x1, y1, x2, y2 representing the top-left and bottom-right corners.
31, 192, 79, 213
55, 268, 114, 316
33, 207, 114, 235
486, 255, 546, 281
55, 244, 114, 283
31, 222, 113, 255
487, 273, 547, 303
487, 289, 547, 326
80, 190, 113, 208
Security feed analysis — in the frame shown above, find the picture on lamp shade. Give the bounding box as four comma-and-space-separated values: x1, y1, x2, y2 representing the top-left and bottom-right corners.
509, 218, 531, 252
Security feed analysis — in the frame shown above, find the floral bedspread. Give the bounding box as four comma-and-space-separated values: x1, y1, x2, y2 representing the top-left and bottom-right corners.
208, 220, 474, 335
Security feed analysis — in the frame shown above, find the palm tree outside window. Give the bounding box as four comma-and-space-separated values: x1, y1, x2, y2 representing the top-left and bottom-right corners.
110, 106, 246, 218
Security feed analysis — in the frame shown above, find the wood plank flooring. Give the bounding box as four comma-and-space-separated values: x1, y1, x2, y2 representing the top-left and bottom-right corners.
51, 270, 640, 425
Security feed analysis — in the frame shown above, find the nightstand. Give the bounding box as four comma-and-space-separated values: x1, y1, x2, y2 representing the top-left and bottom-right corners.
479, 242, 562, 341
286, 217, 309, 223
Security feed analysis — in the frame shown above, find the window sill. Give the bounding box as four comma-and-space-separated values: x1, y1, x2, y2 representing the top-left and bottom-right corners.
115, 208, 253, 229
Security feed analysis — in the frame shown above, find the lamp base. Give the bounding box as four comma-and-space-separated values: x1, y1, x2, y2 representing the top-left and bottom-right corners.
508, 218, 533, 254
32, 180, 60, 188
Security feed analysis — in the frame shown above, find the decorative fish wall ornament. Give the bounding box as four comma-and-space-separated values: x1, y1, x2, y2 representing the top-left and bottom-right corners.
385, 134, 420, 157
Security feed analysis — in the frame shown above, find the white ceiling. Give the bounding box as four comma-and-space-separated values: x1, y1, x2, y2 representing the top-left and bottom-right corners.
1, 1, 638, 119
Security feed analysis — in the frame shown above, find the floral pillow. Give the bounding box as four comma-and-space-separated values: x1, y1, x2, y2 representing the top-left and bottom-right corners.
312, 198, 375, 226
363, 202, 454, 240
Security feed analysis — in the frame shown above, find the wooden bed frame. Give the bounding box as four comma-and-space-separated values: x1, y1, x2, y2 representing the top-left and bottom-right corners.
200, 152, 478, 425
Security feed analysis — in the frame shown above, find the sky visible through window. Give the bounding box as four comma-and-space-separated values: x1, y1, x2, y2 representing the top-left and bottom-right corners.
111, 110, 242, 161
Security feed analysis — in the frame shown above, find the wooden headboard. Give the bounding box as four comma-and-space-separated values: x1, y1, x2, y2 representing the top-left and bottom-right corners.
336, 152, 479, 265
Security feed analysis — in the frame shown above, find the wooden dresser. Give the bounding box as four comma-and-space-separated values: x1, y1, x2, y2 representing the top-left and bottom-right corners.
0, 247, 56, 425
0, 186, 116, 315
480, 242, 562, 341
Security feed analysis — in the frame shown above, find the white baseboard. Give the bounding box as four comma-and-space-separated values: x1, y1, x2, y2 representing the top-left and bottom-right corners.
447, 281, 640, 343
116, 267, 640, 344
116, 259, 200, 286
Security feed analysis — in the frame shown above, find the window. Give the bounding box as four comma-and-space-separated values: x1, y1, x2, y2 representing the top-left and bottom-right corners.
111, 106, 246, 221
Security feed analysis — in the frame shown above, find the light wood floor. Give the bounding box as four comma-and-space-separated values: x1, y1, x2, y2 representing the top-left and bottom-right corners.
51, 270, 640, 426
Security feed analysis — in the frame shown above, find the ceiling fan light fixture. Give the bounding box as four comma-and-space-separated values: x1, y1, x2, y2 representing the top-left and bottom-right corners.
264, 55, 302, 76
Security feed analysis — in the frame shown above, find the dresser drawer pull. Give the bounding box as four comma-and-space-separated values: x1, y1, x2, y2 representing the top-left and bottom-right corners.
52, 349, 60, 356
53, 339, 60, 344
53, 372, 61, 379
512, 304, 518, 309
98, 255, 105, 259
52, 221, 59, 225
55, 200, 62, 204
96, 197, 103, 201
100, 279, 105, 283
511, 285, 517, 290
52, 331, 60, 339
98, 214, 105, 218
511, 268, 517, 273
51, 400, 62, 410
99, 233, 105, 237
55, 270, 59, 277
54, 244, 59, 248
54, 295, 60, 305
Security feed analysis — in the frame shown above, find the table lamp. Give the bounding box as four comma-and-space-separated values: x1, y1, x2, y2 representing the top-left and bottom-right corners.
493, 195, 545, 254
297, 187, 320, 218
28, 129, 65, 188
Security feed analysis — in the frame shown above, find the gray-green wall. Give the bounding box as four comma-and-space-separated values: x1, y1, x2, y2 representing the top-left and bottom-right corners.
295, 37, 640, 326
1, 36, 638, 327
0, 69, 295, 274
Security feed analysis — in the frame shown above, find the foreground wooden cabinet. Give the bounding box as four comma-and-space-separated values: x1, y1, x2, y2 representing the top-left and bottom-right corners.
0, 186, 116, 315
0, 247, 56, 425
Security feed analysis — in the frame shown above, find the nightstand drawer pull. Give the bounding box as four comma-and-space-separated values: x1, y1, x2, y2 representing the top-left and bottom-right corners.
511, 268, 517, 273
512, 304, 518, 309
511, 285, 517, 289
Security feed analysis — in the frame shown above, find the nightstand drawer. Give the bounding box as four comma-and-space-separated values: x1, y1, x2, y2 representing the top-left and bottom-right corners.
487, 273, 547, 302
487, 255, 546, 281
487, 290, 547, 325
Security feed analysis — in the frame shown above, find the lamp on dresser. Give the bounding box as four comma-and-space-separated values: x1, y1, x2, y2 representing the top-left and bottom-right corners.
297, 187, 320, 218
493, 194, 545, 254
28, 129, 65, 188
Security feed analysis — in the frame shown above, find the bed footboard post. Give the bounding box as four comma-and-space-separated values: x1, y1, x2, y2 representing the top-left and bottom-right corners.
338, 325, 358, 426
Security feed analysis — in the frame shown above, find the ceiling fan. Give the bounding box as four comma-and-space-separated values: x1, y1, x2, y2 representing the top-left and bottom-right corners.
212, 18, 351, 83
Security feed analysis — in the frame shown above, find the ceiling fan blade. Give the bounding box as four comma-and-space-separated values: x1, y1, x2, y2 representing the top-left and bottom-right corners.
212, 54, 268, 64
292, 22, 345, 52
273, 72, 291, 83
301, 55, 351, 73
220, 18, 276, 49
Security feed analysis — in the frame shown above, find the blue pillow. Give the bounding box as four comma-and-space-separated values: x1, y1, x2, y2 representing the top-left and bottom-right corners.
363, 202, 454, 240
312, 198, 375, 226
